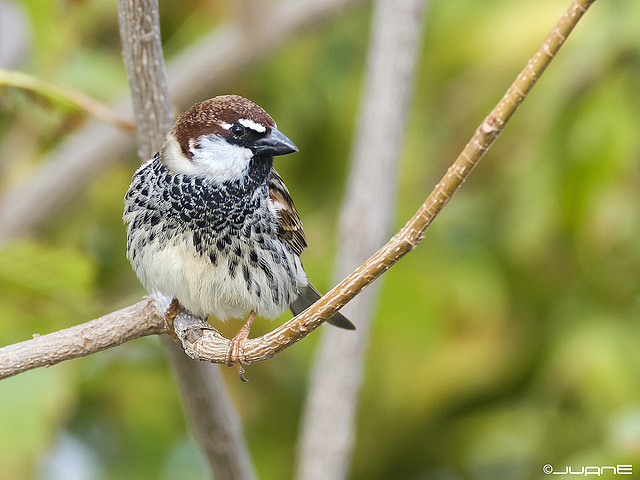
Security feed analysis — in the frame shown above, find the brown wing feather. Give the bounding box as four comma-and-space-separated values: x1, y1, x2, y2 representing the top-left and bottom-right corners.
267, 168, 307, 256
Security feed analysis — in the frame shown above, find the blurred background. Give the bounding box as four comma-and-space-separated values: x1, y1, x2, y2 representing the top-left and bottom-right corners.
1, 0, 640, 479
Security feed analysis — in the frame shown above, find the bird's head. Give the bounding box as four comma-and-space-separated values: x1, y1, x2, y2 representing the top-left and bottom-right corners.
160, 95, 298, 183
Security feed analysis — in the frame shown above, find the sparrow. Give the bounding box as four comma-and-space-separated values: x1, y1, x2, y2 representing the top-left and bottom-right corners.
124, 95, 355, 367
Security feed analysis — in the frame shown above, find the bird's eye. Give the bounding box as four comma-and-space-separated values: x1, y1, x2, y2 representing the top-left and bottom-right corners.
231, 124, 245, 138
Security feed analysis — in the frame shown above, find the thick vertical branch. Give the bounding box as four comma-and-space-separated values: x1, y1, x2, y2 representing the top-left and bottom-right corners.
295, 1, 428, 479
116, 2, 257, 479
117, 0, 172, 158
163, 342, 258, 480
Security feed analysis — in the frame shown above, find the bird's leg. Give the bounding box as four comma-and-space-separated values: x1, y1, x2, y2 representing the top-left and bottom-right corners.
226, 310, 257, 381
164, 297, 182, 343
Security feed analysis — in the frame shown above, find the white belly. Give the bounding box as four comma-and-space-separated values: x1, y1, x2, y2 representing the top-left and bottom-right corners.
129, 230, 307, 321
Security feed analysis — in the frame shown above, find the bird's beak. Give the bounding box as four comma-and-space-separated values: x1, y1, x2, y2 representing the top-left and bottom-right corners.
252, 127, 298, 156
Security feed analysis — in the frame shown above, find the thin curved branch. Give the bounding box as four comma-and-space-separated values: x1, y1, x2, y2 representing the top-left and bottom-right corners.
0, 0, 596, 380
0, 69, 136, 133
166, 0, 598, 364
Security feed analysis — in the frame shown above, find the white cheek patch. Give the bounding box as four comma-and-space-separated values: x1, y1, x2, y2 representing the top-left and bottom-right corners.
163, 135, 252, 184
190, 134, 253, 183
238, 118, 267, 133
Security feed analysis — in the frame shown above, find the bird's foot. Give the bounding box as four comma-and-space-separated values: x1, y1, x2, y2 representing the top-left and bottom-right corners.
164, 297, 182, 343
226, 310, 257, 382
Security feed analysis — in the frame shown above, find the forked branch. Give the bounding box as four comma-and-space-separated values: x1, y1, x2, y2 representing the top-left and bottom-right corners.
0, 0, 596, 380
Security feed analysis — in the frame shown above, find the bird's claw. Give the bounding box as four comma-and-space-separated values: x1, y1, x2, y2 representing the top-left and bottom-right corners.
226, 310, 257, 382
164, 297, 182, 343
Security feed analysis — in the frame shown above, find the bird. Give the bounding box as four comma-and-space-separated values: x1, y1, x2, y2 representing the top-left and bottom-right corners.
123, 95, 355, 370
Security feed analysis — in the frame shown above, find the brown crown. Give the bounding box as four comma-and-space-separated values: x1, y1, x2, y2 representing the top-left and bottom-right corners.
170, 95, 275, 158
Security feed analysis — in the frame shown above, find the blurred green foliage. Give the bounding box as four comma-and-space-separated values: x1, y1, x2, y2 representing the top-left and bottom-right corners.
1, 0, 639, 479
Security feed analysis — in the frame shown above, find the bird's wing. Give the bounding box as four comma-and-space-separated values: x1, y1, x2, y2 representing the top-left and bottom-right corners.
267, 168, 307, 256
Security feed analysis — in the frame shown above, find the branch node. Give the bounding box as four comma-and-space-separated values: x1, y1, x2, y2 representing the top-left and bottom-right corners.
170, 309, 225, 363
185, 325, 205, 344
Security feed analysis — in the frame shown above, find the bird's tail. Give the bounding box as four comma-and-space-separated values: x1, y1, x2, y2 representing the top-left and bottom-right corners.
290, 283, 356, 330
